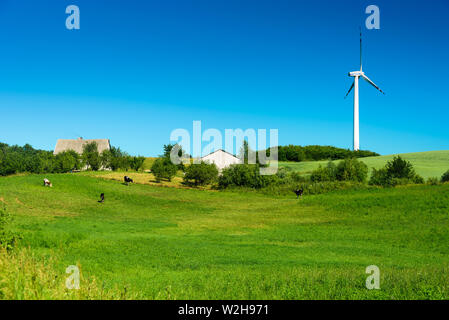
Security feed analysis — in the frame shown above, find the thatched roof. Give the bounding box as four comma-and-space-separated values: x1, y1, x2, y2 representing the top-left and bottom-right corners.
54, 138, 111, 155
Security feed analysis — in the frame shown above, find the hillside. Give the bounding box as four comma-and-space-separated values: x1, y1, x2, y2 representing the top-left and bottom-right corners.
1, 174, 449, 299
280, 150, 449, 179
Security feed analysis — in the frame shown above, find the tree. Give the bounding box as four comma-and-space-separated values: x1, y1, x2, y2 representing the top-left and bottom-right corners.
37, 151, 58, 174
442, 170, 449, 183
239, 141, 257, 164
101, 147, 141, 171
385, 156, 415, 179
163, 144, 175, 158
310, 162, 337, 182
120, 155, 133, 171
100, 149, 112, 170
102, 147, 125, 171
183, 162, 218, 186
23, 154, 42, 174
369, 156, 424, 187
151, 157, 178, 182
82, 142, 101, 171
130, 156, 146, 172
335, 158, 368, 182
276, 145, 379, 162
55, 150, 80, 173
0, 153, 19, 176
163, 144, 187, 171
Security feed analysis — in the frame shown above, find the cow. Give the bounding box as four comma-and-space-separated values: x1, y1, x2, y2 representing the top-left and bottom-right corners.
98, 193, 105, 203
294, 188, 303, 199
124, 176, 133, 186
43, 178, 52, 187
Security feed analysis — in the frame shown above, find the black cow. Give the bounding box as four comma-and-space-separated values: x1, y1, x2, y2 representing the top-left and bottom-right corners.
294, 188, 304, 199
98, 193, 105, 203
124, 176, 133, 185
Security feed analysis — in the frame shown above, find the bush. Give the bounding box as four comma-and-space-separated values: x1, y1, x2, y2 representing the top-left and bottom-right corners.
275, 166, 292, 179
369, 156, 423, 187
369, 168, 390, 186
218, 164, 276, 189
390, 178, 416, 187
287, 171, 308, 184
335, 158, 368, 182
183, 162, 218, 186
151, 157, 178, 182
413, 175, 425, 184
427, 177, 440, 186
302, 158, 368, 184
259, 180, 373, 196
441, 170, 449, 183
217, 161, 373, 195
310, 162, 337, 182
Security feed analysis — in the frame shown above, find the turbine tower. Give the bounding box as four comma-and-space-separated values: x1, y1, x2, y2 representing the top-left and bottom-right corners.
345, 28, 385, 151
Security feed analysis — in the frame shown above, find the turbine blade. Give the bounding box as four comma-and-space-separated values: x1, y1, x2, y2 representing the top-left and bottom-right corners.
344, 82, 354, 99
361, 74, 385, 95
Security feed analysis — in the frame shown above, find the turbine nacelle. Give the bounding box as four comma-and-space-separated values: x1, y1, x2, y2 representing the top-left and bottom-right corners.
348, 71, 364, 77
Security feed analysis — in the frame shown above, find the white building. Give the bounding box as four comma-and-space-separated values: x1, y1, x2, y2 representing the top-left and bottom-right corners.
201, 149, 241, 171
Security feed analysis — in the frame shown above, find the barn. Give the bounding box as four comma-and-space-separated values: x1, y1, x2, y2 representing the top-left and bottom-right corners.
54, 137, 111, 155
201, 149, 241, 171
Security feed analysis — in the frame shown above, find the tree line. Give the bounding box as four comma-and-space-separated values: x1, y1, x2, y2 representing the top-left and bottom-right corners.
275, 145, 379, 162
0, 142, 145, 176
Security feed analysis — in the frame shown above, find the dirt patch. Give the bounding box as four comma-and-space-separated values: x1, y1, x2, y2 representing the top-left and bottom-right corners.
15, 198, 24, 205
0, 197, 5, 204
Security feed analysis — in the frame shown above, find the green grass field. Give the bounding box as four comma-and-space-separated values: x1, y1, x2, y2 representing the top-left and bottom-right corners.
280, 150, 449, 179
1, 172, 449, 299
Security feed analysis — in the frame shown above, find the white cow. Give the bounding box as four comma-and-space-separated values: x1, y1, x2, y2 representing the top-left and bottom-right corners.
43, 178, 52, 187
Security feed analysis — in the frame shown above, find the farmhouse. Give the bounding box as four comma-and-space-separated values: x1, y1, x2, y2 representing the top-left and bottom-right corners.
54, 137, 111, 155
201, 149, 241, 171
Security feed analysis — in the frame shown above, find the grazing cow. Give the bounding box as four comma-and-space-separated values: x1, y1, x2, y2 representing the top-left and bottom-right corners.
294, 188, 303, 199
43, 178, 52, 187
124, 176, 133, 185
98, 193, 105, 203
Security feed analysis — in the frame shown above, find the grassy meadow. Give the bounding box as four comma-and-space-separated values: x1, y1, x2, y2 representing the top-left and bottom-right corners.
1, 171, 449, 299
280, 150, 449, 179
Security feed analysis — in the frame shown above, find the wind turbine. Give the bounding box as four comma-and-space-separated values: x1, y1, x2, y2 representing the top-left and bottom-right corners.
345, 28, 385, 151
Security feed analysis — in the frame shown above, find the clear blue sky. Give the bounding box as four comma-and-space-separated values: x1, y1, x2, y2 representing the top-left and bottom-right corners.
0, 0, 448, 156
